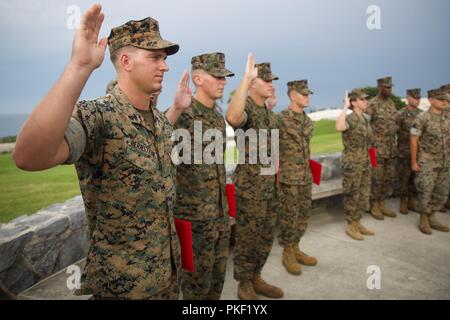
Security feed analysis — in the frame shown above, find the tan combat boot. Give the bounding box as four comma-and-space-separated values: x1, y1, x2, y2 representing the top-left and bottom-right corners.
419, 214, 432, 235
346, 221, 364, 240
252, 273, 284, 299
356, 220, 375, 235
370, 202, 384, 220
379, 201, 397, 218
399, 197, 409, 214
237, 280, 259, 300
408, 197, 417, 211
282, 246, 302, 275
429, 213, 450, 232
293, 242, 317, 266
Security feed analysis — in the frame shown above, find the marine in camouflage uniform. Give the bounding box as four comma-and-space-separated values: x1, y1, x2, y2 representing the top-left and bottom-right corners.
173, 52, 234, 300
338, 89, 375, 241
277, 80, 317, 275
366, 77, 398, 219
228, 61, 284, 300
64, 17, 183, 299
395, 88, 422, 214
440, 84, 450, 210
411, 88, 450, 234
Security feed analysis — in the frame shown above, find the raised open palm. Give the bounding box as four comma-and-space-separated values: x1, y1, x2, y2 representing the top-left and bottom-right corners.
245, 53, 258, 81
173, 71, 192, 111
71, 4, 108, 71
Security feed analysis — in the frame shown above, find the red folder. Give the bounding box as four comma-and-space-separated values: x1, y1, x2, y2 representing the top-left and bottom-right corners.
226, 184, 236, 218
174, 219, 194, 272
309, 159, 322, 186
368, 148, 377, 168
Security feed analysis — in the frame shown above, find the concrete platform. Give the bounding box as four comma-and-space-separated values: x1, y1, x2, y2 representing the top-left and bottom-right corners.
18, 259, 89, 300
18, 198, 450, 300
222, 198, 450, 300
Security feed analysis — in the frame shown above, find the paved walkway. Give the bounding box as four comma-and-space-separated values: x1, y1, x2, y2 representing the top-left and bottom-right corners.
221, 198, 450, 300
19, 198, 450, 300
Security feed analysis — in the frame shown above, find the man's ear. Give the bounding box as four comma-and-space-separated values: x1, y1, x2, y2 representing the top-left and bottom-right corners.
288, 90, 297, 101
249, 78, 257, 90
192, 72, 203, 87
119, 51, 133, 72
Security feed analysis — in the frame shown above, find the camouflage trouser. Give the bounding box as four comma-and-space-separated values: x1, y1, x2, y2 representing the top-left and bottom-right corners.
278, 183, 312, 247
415, 163, 450, 215
92, 272, 179, 300
398, 157, 417, 198
233, 196, 278, 281
181, 218, 230, 300
370, 157, 395, 202
342, 167, 370, 222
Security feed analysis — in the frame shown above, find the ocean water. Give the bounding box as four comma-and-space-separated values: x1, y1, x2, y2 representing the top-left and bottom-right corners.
0, 114, 29, 138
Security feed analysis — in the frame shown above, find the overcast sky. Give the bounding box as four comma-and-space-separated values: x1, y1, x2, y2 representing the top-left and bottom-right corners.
0, 0, 449, 114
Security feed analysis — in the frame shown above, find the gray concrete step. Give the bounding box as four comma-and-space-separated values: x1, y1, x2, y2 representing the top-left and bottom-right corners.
18, 259, 90, 300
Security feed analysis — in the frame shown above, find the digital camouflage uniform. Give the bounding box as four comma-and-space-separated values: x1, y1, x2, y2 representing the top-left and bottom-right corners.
63, 17, 182, 300
395, 89, 422, 200
233, 63, 280, 282
441, 84, 450, 209
341, 89, 372, 222
411, 89, 450, 216
278, 80, 314, 247
366, 77, 398, 203
173, 52, 234, 300
106, 79, 117, 95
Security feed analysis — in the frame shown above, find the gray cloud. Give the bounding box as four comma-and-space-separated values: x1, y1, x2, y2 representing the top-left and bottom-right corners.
0, 0, 449, 115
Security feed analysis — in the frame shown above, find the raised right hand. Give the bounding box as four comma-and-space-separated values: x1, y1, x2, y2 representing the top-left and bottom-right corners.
244, 53, 258, 82
70, 4, 108, 71
343, 91, 350, 109
172, 70, 192, 112
266, 94, 277, 110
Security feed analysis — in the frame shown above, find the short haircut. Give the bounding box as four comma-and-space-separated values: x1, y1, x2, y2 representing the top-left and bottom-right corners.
110, 45, 138, 68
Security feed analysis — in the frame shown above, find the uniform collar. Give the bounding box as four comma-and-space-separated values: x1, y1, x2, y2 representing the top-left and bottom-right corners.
288, 108, 306, 120
191, 97, 218, 117
110, 84, 164, 135
373, 95, 393, 104
428, 109, 444, 119
247, 96, 265, 108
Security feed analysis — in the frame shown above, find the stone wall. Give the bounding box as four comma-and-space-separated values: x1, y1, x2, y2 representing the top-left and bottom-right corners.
226, 152, 342, 182
0, 196, 89, 298
312, 152, 342, 181
0, 153, 343, 298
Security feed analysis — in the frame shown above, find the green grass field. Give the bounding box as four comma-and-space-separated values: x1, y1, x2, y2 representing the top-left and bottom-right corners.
0, 119, 342, 223
0, 155, 80, 223
311, 119, 343, 155
224, 119, 343, 163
